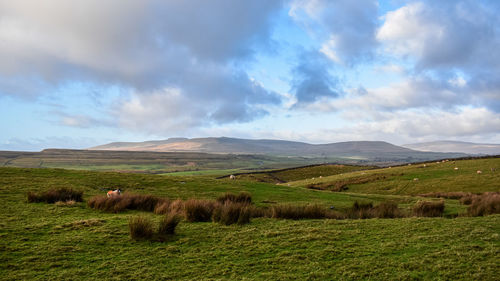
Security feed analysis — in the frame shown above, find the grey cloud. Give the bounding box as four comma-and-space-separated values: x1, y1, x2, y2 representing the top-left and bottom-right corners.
291, 0, 378, 64
291, 50, 339, 104
0, 0, 283, 128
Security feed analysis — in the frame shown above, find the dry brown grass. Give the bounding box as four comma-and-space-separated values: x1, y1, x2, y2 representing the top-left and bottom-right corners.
412, 201, 445, 217
129, 216, 154, 240
467, 192, 500, 216
271, 204, 330, 220
216, 192, 252, 205
158, 213, 181, 235
212, 202, 251, 225
27, 188, 83, 203
184, 199, 215, 222
87, 194, 169, 213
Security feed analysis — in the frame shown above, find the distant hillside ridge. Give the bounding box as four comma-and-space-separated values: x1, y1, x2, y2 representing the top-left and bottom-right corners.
403, 141, 500, 155
90, 137, 467, 162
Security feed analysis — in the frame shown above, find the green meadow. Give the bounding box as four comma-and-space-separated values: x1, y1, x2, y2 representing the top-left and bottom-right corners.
1, 156, 499, 280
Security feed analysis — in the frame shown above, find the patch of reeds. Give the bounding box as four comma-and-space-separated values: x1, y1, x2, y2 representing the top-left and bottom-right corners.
412, 201, 445, 217
212, 202, 251, 225
87, 194, 169, 213
27, 188, 83, 203
216, 192, 252, 205
129, 216, 154, 240
466, 192, 500, 216
271, 204, 329, 220
419, 192, 473, 200
184, 199, 215, 222
158, 213, 181, 235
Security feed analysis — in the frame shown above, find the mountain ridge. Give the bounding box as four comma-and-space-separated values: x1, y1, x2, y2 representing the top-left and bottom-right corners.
90, 137, 466, 162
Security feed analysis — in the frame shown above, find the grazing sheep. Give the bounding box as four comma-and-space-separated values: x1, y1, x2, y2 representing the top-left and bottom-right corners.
229, 175, 236, 180
423, 164, 427, 168
454, 167, 459, 170
413, 178, 419, 181
477, 170, 482, 174
107, 189, 121, 198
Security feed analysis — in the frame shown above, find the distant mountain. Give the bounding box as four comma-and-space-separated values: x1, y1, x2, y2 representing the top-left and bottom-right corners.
403, 141, 500, 155
90, 137, 467, 163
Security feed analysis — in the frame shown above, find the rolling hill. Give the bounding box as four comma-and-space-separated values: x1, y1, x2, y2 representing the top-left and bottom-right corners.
403, 140, 500, 155
90, 137, 467, 163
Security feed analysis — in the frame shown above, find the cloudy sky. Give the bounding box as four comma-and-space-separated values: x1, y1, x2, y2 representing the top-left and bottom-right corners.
1, 0, 499, 151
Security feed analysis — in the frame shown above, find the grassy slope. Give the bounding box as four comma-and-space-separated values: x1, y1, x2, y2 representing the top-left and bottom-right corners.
288, 157, 500, 195
232, 164, 375, 183
0, 165, 499, 280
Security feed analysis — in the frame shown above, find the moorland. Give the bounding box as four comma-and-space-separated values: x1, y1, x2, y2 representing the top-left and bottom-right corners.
1, 154, 499, 280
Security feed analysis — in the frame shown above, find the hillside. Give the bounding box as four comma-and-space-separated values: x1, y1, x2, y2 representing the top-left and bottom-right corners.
1, 164, 499, 280
403, 141, 500, 155
90, 137, 467, 163
286, 156, 500, 195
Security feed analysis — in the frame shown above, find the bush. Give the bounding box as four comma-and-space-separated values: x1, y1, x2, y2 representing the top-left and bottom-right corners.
212, 202, 251, 225
412, 201, 445, 217
372, 202, 402, 218
27, 188, 83, 203
184, 199, 215, 222
129, 216, 154, 240
271, 204, 328, 220
216, 192, 252, 205
467, 193, 500, 216
158, 213, 181, 235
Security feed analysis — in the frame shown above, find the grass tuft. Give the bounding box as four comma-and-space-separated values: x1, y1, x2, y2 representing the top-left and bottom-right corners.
271, 204, 328, 220
27, 188, 83, 203
158, 213, 181, 235
216, 192, 252, 205
467, 192, 500, 216
129, 216, 154, 240
184, 199, 215, 222
212, 202, 251, 225
412, 201, 445, 217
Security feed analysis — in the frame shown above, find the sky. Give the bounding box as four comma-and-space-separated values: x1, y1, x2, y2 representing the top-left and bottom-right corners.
1, 0, 499, 151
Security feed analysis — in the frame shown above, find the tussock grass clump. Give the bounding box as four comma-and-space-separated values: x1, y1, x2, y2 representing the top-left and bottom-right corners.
87, 194, 169, 213
27, 188, 83, 203
129, 216, 154, 240
419, 192, 473, 200
212, 202, 251, 225
158, 213, 181, 235
412, 201, 445, 217
271, 204, 328, 220
347, 201, 374, 219
373, 202, 402, 218
184, 199, 215, 222
467, 192, 500, 216
216, 192, 252, 205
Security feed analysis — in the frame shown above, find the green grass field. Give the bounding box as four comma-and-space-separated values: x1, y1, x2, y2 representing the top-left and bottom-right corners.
1, 157, 499, 280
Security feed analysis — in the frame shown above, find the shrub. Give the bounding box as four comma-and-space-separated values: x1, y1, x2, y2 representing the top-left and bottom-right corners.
27, 188, 83, 203
184, 199, 215, 222
412, 201, 445, 217
271, 204, 328, 220
347, 201, 374, 219
212, 202, 251, 225
217, 192, 252, 205
129, 216, 154, 240
373, 202, 402, 218
158, 213, 181, 235
467, 193, 500, 216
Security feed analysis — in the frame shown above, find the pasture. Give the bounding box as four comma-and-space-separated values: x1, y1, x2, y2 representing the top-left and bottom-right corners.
0, 156, 499, 280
